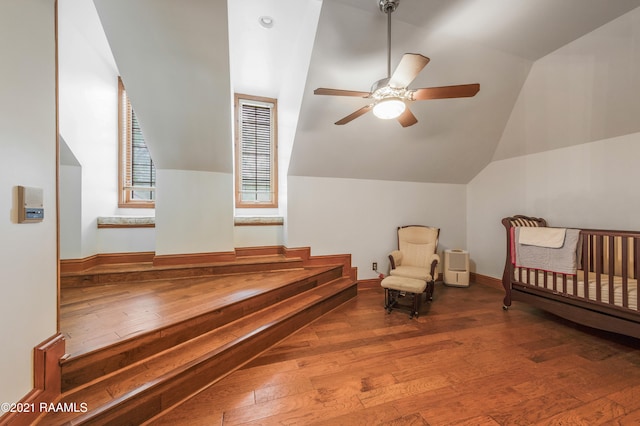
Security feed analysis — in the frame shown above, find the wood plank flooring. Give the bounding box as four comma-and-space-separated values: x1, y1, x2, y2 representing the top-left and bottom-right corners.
60, 267, 328, 357
150, 281, 640, 425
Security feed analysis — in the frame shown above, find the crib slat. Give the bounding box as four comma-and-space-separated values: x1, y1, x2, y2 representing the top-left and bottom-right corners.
596, 235, 604, 302
622, 236, 629, 309
636, 237, 640, 311
608, 235, 615, 305
580, 232, 587, 298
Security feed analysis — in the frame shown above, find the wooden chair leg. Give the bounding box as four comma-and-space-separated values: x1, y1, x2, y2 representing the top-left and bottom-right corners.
384, 289, 397, 313
427, 281, 434, 301
407, 292, 421, 319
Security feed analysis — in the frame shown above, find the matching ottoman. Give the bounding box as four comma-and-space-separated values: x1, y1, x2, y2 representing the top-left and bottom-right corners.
381, 275, 427, 318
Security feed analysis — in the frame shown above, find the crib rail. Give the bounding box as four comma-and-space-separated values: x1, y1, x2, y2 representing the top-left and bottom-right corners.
502, 216, 640, 313
578, 229, 640, 309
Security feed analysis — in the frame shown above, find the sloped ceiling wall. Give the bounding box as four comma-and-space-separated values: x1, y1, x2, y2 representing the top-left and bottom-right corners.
289, 0, 640, 184
92, 0, 640, 184
289, 0, 531, 184
492, 7, 640, 161
94, 0, 232, 173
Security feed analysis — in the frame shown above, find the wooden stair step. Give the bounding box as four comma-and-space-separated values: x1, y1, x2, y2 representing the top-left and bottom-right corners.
61, 255, 305, 288
60, 266, 344, 392
36, 277, 357, 425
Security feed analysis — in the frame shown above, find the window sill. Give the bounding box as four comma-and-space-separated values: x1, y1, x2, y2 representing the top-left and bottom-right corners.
97, 216, 155, 229
97, 216, 281, 228
234, 216, 284, 227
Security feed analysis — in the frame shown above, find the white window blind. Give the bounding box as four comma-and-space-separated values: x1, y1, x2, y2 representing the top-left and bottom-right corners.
119, 77, 156, 207
129, 108, 155, 201
235, 95, 277, 207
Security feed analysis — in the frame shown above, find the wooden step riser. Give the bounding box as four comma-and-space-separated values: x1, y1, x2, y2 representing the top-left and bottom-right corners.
61, 259, 306, 288
66, 284, 358, 425
61, 267, 344, 392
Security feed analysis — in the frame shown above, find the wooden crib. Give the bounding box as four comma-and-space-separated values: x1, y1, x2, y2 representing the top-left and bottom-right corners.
502, 215, 640, 339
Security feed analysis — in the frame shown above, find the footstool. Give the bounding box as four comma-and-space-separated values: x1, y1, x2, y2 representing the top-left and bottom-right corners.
381, 275, 427, 318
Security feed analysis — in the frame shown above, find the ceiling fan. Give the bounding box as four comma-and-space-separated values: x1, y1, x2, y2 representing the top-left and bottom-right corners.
314, 0, 480, 127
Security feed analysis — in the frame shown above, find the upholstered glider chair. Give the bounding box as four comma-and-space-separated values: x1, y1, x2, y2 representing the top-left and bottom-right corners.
388, 225, 440, 302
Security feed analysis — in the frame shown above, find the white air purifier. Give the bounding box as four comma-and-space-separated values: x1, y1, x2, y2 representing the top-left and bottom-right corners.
444, 249, 470, 287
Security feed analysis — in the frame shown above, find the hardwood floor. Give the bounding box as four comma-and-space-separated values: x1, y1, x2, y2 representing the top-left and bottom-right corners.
150, 281, 640, 425
60, 267, 330, 357
37, 259, 356, 425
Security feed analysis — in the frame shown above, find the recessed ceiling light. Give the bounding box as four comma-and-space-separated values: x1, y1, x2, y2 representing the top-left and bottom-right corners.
259, 16, 274, 29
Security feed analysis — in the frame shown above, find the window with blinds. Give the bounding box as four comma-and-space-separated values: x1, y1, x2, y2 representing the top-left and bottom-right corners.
234, 94, 278, 208
118, 77, 156, 208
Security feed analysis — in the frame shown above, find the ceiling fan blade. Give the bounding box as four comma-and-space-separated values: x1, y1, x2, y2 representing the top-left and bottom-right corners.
389, 53, 430, 88
397, 107, 418, 127
411, 83, 480, 100
335, 104, 373, 125
314, 88, 371, 98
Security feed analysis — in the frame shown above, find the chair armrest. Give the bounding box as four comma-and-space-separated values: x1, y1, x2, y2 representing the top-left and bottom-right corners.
429, 253, 440, 277
389, 250, 402, 269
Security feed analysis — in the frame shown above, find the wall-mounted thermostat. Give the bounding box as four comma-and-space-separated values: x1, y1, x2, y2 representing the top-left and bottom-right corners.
18, 186, 44, 223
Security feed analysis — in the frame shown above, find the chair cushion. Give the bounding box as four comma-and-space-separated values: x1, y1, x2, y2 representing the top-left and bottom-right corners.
397, 226, 438, 268
381, 276, 427, 293
390, 265, 432, 281
402, 242, 435, 268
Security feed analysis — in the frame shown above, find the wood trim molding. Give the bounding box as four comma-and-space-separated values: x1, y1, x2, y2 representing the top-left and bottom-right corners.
60, 252, 156, 274
0, 334, 65, 426
34, 334, 65, 396
235, 246, 285, 257
153, 251, 237, 267
471, 272, 502, 291
295, 251, 356, 280
234, 93, 278, 209
357, 278, 382, 289
60, 247, 359, 279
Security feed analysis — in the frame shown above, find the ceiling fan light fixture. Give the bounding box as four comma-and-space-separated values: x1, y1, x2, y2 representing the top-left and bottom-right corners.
373, 97, 406, 119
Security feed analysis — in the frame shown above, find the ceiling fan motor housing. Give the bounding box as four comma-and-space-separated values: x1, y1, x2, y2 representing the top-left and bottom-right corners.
371, 77, 407, 100
379, 0, 399, 13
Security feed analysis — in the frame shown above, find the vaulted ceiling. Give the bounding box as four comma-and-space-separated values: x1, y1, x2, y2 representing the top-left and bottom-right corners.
94, 0, 640, 184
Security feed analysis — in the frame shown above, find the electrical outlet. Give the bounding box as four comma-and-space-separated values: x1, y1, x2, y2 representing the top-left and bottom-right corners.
372, 262, 377, 271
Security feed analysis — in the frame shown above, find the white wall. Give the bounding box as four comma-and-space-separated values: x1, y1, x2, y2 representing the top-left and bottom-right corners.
287, 176, 466, 279
234, 226, 284, 248
155, 170, 235, 256
59, 164, 82, 258
0, 0, 57, 405
97, 228, 156, 254
468, 133, 640, 279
